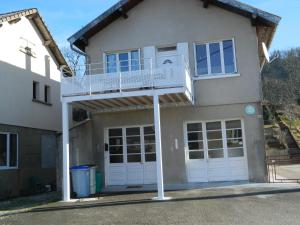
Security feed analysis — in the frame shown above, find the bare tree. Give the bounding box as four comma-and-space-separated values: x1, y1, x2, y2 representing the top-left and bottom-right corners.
61, 47, 84, 76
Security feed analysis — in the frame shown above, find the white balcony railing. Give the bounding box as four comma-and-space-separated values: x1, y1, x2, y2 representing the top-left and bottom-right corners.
61, 55, 193, 101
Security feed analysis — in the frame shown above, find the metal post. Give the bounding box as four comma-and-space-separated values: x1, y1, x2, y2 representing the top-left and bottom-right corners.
62, 102, 70, 201
153, 95, 169, 200
89, 65, 92, 95
150, 58, 154, 89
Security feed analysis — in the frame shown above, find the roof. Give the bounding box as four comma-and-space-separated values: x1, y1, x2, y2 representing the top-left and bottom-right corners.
68, 0, 281, 54
0, 8, 70, 72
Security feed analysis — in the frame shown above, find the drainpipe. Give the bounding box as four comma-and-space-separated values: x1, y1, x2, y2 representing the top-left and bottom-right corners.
70, 43, 90, 64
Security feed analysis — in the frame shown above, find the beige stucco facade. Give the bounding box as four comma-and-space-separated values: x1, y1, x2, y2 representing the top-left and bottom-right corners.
61, 0, 272, 191
86, 0, 261, 106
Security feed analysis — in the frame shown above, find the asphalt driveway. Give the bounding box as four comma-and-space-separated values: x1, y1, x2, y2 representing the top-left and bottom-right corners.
1, 184, 300, 225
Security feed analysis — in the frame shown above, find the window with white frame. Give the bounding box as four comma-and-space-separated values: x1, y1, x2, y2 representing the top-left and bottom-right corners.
186, 119, 244, 160
105, 50, 140, 73
225, 120, 244, 157
0, 133, 18, 168
195, 39, 237, 76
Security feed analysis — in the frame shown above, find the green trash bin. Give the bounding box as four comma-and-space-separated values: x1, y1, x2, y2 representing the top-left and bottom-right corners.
95, 172, 102, 193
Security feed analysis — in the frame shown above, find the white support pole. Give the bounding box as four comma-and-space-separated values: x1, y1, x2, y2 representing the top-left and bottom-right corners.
153, 94, 167, 200
62, 102, 70, 201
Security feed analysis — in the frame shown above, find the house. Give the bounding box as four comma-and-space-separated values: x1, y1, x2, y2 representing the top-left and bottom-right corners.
61, 0, 280, 201
0, 8, 69, 198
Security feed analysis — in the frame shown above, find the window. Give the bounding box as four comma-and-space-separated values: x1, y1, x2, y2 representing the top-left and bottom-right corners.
0, 133, 18, 169
108, 126, 156, 164
106, 50, 140, 73
187, 123, 204, 159
33, 81, 39, 100
144, 126, 156, 162
126, 127, 141, 163
195, 39, 236, 76
186, 119, 244, 160
44, 85, 50, 103
206, 122, 224, 159
109, 128, 123, 163
226, 120, 244, 157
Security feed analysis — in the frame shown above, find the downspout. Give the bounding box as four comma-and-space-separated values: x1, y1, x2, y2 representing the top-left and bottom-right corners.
70, 43, 90, 64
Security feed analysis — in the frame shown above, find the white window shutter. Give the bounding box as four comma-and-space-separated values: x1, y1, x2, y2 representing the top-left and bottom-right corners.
143, 46, 156, 69
177, 42, 189, 66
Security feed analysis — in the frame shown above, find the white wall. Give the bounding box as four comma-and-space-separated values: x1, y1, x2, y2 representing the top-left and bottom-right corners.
0, 17, 62, 131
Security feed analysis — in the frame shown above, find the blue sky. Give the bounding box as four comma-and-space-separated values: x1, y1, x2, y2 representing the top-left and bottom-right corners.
2, 0, 299, 51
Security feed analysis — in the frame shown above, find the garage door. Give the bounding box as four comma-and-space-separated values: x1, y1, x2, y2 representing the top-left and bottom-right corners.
185, 120, 248, 182
105, 125, 157, 186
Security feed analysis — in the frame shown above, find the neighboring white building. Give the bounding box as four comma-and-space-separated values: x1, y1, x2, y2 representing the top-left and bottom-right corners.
0, 8, 69, 198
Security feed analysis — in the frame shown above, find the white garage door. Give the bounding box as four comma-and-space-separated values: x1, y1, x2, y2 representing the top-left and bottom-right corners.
185, 120, 249, 182
105, 125, 157, 186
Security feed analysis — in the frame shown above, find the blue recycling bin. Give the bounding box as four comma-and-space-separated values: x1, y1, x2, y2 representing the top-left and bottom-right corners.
70, 165, 90, 197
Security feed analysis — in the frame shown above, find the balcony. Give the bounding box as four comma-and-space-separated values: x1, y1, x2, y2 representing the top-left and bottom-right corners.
61, 55, 194, 112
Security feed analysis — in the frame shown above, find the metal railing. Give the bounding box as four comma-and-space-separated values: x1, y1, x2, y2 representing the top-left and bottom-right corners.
61, 55, 193, 98
267, 152, 300, 183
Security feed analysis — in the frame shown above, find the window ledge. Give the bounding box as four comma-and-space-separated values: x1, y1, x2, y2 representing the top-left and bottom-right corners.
0, 167, 18, 171
193, 73, 240, 80
32, 99, 52, 106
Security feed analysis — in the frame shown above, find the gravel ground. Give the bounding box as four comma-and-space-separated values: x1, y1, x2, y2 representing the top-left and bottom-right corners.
1, 184, 300, 225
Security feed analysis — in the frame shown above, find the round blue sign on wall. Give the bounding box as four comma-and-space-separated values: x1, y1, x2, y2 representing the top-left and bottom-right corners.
245, 105, 256, 115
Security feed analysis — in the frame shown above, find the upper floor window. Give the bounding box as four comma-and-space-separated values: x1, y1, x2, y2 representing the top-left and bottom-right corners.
0, 133, 18, 169
195, 39, 237, 77
44, 85, 51, 103
33, 81, 39, 100
106, 50, 140, 73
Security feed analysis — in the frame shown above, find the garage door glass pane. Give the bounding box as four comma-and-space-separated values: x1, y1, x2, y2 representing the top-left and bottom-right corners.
188, 132, 203, 141
110, 155, 123, 163
127, 154, 141, 162
144, 135, 155, 144
206, 122, 221, 130
206, 121, 224, 159
228, 148, 244, 157
109, 128, 124, 164
225, 120, 244, 158
187, 123, 202, 132
145, 144, 155, 153
145, 153, 156, 162
227, 139, 243, 148
127, 136, 140, 145
109, 137, 122, 145
127, 145, 141, 154
109, 146, 123, 154
126, 127, 140, 136
109, 128, 122, 137
189, 151, 204, 159
0, 134, 7, 166
187, 123, 204, 159
206, 131, 222, 139
226, 120, 241, 129
144, 126, 155, 135
188, 141, 203, 150
208, 150, 224, 158
207, 140, 223, 149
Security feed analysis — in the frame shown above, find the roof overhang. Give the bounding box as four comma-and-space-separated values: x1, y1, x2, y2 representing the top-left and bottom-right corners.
0, 8, 71, 73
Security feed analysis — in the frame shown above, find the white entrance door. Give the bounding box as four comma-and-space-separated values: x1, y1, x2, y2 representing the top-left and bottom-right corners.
156, 49, 179, 87
185, 120, 248, 182
157, 50, 178, 68
105, 126, 157, 186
